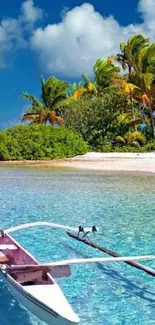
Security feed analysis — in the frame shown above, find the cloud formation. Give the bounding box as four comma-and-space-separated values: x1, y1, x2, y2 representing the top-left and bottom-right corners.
0, 0, 43, 68
138, 0, 155, 33
21, 0, 43, 25
30, 0, 155, 77
1, 0, 155, 76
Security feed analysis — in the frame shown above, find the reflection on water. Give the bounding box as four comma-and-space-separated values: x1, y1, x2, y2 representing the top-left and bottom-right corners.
65, 243, 155, 306
0, 167, 155, 325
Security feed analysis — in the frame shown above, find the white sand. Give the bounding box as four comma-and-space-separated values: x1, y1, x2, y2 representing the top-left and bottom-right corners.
1, 152, 155, 174
71, 152, 155, 160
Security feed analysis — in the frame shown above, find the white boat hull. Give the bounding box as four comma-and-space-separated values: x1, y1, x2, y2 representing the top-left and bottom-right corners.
1, 271, 79, 325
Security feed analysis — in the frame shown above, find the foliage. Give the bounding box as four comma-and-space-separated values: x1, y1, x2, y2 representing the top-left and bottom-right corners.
4, 33, 155, 156
0, 125, 88, 160
116, 112, 142, 135
0, 141, 10, 160
115, 136, 126, 144
21, 76, 69, 125
93, 59, 120, 89
66, 75, 97, 100
66, 82, 84, 97
40, 76, 69, 107
111, 34, 150, 73
58, 91, 133, 147
124, 131, 146, 145
99, 143, 145, 153
115, 35, 155, 138
144, 140, 155, 151
67, 82, 86, 99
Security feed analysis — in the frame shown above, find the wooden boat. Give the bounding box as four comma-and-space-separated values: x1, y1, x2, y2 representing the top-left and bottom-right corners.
0, 222, 154, 325
0, 223, 80, 325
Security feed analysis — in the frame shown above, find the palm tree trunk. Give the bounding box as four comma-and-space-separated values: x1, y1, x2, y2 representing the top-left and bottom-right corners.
130, 92, 136, 131
128, 65, 132, 77
148, 103, 155, 138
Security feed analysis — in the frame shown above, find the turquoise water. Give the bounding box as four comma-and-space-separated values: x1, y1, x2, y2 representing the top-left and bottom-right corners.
0, 167, 155, 325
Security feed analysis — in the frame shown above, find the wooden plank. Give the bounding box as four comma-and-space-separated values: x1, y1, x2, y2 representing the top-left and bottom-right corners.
66, 231, 155, 277
6, 265, 71, 278
7, 265, 50, 273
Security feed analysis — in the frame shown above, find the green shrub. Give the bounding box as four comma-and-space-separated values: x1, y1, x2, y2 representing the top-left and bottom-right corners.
0, 125, 88, 160
0, 143, 10, 160
100, 143, 145, 153
113, 146, 145, 153
100, 144, 113, 152
144, 140, 155, 151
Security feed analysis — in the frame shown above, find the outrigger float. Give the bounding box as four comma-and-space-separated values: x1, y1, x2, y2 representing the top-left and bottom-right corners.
0, 222, 155, 325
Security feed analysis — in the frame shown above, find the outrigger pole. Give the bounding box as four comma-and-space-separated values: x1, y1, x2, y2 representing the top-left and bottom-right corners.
5, 222, 98, 234
5, 255, 155, 273
67, 231, 155, 277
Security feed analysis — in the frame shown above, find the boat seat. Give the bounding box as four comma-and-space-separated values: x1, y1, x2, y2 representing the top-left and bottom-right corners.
0, 251, 9, 264
0, 244, 17, 250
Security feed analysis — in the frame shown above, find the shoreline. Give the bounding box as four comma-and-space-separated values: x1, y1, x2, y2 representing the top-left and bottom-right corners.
1, 152, 155, 174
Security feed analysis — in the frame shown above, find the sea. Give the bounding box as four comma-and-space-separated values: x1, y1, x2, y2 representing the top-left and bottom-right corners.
0, 166, 155, 325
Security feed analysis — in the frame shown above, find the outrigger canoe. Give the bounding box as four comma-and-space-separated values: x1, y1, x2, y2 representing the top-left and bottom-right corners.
0, 222, 154, 325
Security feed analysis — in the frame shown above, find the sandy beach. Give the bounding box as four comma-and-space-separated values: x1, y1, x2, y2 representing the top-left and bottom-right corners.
1, 152, 155, 174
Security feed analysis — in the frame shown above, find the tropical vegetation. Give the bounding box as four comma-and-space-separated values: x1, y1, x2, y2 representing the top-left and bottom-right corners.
1, 33, 155, 160
0, 125, 88, 160
21, 76, 69, 125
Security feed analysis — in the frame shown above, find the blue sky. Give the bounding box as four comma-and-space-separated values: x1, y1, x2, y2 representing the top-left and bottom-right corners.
0, 0, 154, 129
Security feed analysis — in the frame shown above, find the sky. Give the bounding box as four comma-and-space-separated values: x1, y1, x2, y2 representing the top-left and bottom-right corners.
0, 0, 155, 129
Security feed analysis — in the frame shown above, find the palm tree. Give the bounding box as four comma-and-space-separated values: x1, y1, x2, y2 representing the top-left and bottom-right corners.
21, 76, 69, 125
66, 81, 84, 98
67, 81, 87, 100
128, 43, 155, 138
110, 34, 150, 75
82, 74, 97, 93
66, 75, 97, 100
93, 59, 120, 90
112, 35, 155, 138
111, 77, 140, 123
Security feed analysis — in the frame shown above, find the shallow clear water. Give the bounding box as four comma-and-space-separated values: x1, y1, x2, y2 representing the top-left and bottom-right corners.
0, 166, 155, 325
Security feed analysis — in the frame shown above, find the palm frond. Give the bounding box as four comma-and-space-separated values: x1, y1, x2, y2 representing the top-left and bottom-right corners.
94, 59, 120, 88
120, 42, 126, 53
112, 78, 140, 94
128, 34, 149, 55
72, 87, 87, 99
40, 76, 69, 108
143, 73, 154, 90
21, 113, 40, 122
48, 111, 64, 125
40, 76, 46, 105
21, 92, 44, 113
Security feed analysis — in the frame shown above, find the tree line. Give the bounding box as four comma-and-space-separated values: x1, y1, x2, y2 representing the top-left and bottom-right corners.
1, 33, 155, 160
20, 34, 155, 151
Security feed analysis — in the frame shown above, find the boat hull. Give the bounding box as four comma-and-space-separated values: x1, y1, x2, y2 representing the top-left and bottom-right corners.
0, 233, 79, 325
1, 271, 78, 325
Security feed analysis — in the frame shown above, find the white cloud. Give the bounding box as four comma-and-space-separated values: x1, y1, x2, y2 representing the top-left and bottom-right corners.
0, 0, 155, 77
20, 0, 43, 25
0, 0, 43, 68
30, 0, 155, 77
138, 0, 155, 34
60, 6, 70, 19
